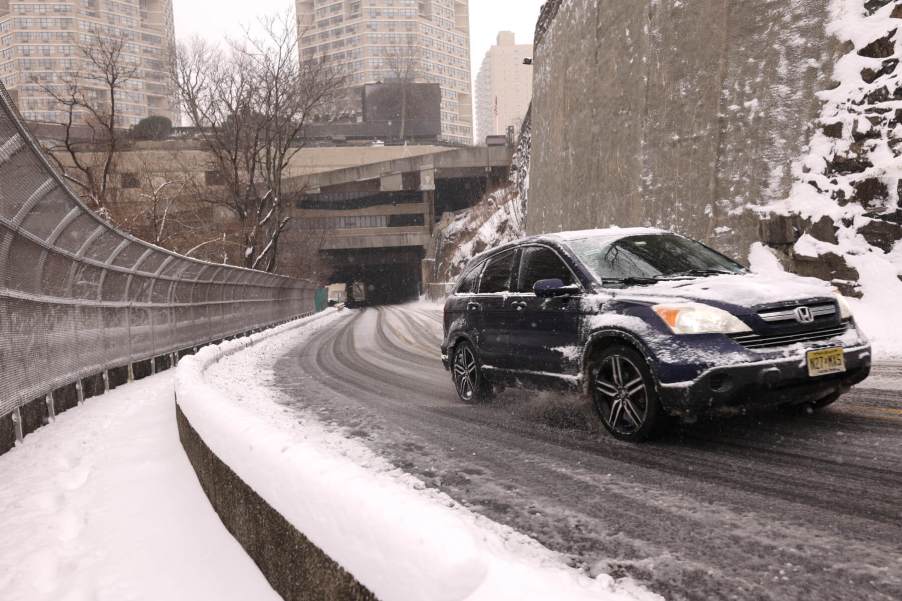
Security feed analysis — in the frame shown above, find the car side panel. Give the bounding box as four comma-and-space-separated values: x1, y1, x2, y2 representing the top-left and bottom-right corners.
508, 294, 583, 374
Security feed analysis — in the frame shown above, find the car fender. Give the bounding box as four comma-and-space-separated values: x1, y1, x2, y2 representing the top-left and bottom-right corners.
581, 327, 663, 394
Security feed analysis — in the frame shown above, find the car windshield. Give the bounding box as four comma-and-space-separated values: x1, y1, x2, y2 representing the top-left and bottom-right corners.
568, 234, 746, 285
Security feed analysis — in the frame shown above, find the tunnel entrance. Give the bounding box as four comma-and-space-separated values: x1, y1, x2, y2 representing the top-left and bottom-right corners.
324, 247, 424, 305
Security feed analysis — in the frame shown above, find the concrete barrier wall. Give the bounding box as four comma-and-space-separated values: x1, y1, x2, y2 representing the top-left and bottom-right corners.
172, 312, 377, 601
528, 0, 843, 260
176, 406, 376, 601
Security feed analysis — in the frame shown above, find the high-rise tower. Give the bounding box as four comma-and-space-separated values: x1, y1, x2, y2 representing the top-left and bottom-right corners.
475, 31, 532, 144
0, 0, 177, 126
296, 0, 472, 145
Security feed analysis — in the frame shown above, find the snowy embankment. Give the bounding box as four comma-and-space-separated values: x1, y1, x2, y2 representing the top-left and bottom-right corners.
0, 372, 280, 601
175, 310, 660, 601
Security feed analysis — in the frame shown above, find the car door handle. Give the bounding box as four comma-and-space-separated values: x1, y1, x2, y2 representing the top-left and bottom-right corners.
512, 301, 527, 311
467, 301, 482, 312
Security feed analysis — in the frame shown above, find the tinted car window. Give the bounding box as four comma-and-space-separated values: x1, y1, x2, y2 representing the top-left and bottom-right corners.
479, 251, 515, 293
456, 262, 483, 294
517, 246, 574, 292
569, 234, 745, 282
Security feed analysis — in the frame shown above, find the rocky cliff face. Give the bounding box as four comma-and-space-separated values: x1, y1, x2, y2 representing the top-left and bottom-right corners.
759, 0, 902, 295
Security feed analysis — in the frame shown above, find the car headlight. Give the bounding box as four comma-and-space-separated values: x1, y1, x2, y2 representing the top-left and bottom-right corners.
834, 293, 853, 320
653, 303, 752, 335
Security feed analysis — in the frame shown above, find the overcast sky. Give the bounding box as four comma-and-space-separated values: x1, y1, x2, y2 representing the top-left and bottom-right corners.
172, 0, 546, 91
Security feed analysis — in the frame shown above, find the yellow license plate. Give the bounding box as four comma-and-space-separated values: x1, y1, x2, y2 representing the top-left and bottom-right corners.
807, 348, 846, 378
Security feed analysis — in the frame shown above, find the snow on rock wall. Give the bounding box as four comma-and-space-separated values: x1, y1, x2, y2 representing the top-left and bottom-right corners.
529, 0, 902, 297
428, 111, 532, 284
762, 0, 902, 354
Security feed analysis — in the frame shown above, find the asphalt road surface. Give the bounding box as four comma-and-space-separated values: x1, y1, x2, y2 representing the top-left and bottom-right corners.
273, 304, 902, 601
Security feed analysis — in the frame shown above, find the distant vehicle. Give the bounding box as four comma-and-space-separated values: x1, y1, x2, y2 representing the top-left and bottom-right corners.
327, 283, 347, 306
347, 281, 368, 307
441, 229, 871, 442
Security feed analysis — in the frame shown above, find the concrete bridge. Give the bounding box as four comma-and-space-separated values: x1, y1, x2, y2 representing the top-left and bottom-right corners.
282, 144, 513, 304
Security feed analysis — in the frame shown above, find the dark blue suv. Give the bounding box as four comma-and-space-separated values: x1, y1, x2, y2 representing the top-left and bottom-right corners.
441, 229, 871, 442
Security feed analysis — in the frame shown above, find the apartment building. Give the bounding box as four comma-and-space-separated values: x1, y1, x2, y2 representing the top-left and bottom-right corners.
0, 0, 177, 126
296, 0, 472, 146
475, 31, 532, 144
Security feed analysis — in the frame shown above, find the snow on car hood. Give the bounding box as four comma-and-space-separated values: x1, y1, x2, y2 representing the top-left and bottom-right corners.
611, 272, 835, 307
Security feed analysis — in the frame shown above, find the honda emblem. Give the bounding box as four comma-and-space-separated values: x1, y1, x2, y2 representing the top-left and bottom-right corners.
794, 306, 814, 324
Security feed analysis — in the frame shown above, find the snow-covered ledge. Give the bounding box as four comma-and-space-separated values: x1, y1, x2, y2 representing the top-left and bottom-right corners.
173, 310, 376, 600
174, 311, 659, 601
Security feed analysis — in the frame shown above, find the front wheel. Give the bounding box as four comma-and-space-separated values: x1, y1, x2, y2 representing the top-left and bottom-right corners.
590, 345, 666, 442
451, 341, 492, 403
811, 388, 842, 409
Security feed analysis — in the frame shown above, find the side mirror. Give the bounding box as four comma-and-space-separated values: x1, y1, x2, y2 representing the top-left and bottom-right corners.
534, 278, 580, 298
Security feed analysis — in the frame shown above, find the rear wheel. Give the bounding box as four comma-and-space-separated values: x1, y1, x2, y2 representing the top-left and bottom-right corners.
451, 342, 492, 403
590, 345, 666, 442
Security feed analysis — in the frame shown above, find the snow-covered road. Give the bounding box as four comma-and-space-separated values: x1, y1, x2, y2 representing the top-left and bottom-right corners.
0, 372, 280, 601
269, 303, 902, 601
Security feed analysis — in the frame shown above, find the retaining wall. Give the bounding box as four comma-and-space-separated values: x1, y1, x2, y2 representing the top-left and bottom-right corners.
528, 0, 842, 259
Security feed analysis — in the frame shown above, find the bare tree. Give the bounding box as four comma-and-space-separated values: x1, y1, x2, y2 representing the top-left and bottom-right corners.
384, 37, 423, 142
38, 33, 139, 213
126, 178, 184, 247
172, 11, 345, 273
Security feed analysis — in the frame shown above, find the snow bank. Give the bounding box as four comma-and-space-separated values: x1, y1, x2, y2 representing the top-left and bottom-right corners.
175, 310, 660, 601
749, 242, 901, 358
0, 372, 280, 601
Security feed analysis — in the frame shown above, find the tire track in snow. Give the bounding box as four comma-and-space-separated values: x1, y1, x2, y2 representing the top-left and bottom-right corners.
272, 304, 902, 601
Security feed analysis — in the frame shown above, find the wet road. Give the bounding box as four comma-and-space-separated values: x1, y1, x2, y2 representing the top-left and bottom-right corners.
273, 304, 902, 601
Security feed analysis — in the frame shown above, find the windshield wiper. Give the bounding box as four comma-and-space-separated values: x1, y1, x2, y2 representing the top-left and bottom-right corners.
666, 268, 738, 278
603, 276, 663, 287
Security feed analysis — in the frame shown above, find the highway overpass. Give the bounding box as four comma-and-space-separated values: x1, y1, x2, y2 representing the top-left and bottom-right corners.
282, 144, 513, 304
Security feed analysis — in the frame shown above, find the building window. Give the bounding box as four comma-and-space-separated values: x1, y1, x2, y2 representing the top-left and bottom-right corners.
387, 213, 425, 227
120, 173, 141, 189
205, 170, 225, 186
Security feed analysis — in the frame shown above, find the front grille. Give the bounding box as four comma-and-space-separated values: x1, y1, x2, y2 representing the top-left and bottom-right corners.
729, 323, 849, 350
757, 302, 837, 324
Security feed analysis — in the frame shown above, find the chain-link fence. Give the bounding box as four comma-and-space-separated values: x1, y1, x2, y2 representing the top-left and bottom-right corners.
0, 82, 313, 442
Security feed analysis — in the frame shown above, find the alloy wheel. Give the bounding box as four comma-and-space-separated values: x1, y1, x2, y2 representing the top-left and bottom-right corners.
593, 354, 649, 436
453, 345, 479, 401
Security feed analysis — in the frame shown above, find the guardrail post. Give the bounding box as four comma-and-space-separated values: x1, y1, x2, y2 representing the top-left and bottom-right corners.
11, 408, 23, 443
171, 352, 178, 367
75, 380, 84, 405
127, 363, 135, 383
103, 370, 110, 393
45, 392, 55, 421
150, 357, 157, 376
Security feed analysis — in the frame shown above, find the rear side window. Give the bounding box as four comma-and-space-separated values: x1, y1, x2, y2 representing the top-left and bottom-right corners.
517, 246, 574, 292
478, 251, 515, 294
456, 262, 483, 294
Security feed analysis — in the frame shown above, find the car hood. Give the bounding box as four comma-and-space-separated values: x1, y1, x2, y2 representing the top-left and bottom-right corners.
609, 272, 835, 308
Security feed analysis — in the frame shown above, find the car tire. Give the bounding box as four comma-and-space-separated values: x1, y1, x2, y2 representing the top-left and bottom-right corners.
590, 345, 666, 442
810, 388, 842, 410
451, 341, 492, 403
784, 388, 842, 414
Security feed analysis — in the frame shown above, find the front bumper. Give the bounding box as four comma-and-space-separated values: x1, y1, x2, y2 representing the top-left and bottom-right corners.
658, 344, 872, 416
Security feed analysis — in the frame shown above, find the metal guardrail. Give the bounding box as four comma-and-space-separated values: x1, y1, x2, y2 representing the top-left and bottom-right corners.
0, 81, 314, 439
